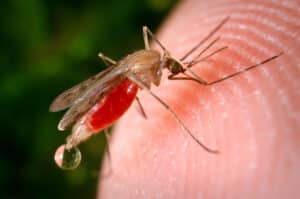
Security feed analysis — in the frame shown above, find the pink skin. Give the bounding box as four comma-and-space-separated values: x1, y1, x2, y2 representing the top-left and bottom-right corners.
98, 0, 300, 198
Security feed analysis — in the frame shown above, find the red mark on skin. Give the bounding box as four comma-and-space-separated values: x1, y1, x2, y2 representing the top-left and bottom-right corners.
87, 78, 138, 133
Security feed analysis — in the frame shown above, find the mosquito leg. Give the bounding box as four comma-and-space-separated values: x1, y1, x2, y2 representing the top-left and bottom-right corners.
135, 96, 148, 119
103, 128, 112, 176
180, 17, 229, 61
127, 73, 219, 153
143, 26, 170, 54
186, 46, 228, 68
104, 128, 111, 160
98, 52, 117, 66
188, 37, 221, 64
142, 26, 150, 50
165, 46, 228, 86
142, 17, 228, 62
169, 45, 228, 77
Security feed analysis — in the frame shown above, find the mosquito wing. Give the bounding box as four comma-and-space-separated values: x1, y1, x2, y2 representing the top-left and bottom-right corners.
50, 65, 116, 112
53, 63, 130, 131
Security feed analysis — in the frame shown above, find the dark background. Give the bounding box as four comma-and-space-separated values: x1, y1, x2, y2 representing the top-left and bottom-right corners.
0, 0, 177, 198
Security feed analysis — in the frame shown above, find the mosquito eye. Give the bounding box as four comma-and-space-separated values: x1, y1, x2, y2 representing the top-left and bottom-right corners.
171, 63, 182, 74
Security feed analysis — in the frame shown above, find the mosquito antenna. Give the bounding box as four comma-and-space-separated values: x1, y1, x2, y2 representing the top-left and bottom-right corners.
180, 17, 229, 61
186, 46, 228, 68
188, 37, 221, 63
128, 73, 219, 153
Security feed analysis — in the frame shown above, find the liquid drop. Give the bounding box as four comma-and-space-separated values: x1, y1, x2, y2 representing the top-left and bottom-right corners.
54, 144, 81, 170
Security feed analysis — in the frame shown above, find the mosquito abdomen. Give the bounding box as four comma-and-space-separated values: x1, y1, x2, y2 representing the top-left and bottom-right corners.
66, 78, 138, 148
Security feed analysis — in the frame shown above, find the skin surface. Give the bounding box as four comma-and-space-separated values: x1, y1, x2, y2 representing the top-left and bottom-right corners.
98, 0, 300, 198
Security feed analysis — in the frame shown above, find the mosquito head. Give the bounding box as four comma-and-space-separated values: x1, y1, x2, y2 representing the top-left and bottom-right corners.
161, 54, 185, 75
169, 59, 185, 74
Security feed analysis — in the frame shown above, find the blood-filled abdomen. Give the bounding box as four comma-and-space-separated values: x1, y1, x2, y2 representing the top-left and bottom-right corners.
68, 78, 138, 148
87, 78, 138, 132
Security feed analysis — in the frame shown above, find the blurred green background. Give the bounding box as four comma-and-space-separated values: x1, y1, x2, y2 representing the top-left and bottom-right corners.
0, 0, 177, 198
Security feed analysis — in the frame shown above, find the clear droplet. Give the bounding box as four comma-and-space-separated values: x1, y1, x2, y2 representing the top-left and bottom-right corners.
54, 144, 81, 170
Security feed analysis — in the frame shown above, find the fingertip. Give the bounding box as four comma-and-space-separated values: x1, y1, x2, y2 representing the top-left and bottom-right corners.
98, 0, 300, 198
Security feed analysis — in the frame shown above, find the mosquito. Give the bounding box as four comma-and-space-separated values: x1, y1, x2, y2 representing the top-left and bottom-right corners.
50, 17, 282, 169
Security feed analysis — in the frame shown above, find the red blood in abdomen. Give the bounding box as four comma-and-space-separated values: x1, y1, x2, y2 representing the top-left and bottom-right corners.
87, 78, 138, 133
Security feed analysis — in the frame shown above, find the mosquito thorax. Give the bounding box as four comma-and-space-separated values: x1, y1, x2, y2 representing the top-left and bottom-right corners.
127, 49, 162, 87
